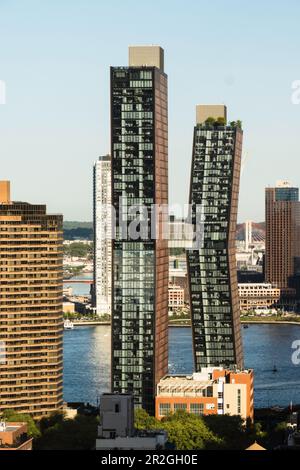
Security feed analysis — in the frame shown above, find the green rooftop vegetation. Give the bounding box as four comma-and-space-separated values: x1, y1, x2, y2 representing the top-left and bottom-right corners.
198, 117, 242, 129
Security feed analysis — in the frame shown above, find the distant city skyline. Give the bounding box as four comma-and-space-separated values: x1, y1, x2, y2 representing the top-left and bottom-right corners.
1, 0, 300, 221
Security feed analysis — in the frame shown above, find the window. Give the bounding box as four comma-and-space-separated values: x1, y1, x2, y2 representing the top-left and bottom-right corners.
115, 404, 120, 413
237, 389, 241, 414
159, 403, 171, 416
174, 403, 187, 411
190, 403, 204, 415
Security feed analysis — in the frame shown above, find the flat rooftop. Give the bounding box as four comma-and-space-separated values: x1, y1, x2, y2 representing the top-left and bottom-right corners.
0, 425, 19, 432
157, 375, 213, 395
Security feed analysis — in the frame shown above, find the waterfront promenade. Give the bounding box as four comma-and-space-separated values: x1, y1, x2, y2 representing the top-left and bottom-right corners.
70, 319, 300, 327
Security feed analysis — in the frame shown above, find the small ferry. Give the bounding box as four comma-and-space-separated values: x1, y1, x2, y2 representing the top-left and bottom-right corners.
64, 319, 74, 330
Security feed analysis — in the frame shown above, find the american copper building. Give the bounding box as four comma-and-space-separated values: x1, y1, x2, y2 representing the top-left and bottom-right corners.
187, 105, 244, 371
111, 46, 168, 415
265, 181, 300, 300
0, 181, 63, 418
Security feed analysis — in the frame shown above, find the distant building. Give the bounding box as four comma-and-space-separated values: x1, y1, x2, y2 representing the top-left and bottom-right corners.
96, 394, 167, 450
169, 254, 187, 271
63, 302, 75, 314
238, 283, 280, 312
265, 181, 300, 294
169, 268, 188, 300
237, 270, 264, 284
168, 284, 184, 311
63, 286, 73, 297
0, 181, 63, 418
0, 422, 33, 451
187, 105, 244, 371
156, 368, 254, 422
93, 156, 112, 316
168, 216, 193, 249
244, 220, 252, 251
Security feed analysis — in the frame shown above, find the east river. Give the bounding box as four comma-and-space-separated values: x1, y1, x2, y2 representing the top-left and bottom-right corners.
63, 323, 300, 409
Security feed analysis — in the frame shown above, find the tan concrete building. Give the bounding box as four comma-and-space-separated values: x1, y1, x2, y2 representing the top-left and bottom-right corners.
0, 181, 63, 418
156, 367, 254, 422
238, 283, 280, 311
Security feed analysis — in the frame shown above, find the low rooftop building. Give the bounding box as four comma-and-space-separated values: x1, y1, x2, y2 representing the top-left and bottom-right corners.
156, 367, 254, 422
96, 393, 168, 450
238, 283, 280, 312
0, 421, 33, 451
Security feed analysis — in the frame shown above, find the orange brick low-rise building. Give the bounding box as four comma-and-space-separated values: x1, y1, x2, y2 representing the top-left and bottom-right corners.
0, 422, 33, 450
155, 367, 254, 422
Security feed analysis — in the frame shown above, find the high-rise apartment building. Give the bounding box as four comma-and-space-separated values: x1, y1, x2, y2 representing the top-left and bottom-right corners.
265, 181, 300, 291
187, 105, 244, 371
0, 181, 63, 418
111, 46, 168, 414
93, 155, 112, 316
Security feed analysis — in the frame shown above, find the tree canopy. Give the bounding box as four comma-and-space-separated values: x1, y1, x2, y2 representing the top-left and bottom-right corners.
135, 409, 266, 450
1, 409, 41, 439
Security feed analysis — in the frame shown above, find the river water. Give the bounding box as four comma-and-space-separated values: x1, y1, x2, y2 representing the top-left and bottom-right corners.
63, 324, 300, 409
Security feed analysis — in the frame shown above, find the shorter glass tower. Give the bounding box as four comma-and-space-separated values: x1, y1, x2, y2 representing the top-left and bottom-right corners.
187, 105, 244, 371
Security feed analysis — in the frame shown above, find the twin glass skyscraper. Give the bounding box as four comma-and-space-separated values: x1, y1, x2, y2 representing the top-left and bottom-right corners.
110, 49, 244, 414
110, 46, 168, 414
187, 105, 244, 371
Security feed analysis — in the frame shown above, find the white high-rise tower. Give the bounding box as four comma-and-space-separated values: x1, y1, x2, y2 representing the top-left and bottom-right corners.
93, 155, 112, 316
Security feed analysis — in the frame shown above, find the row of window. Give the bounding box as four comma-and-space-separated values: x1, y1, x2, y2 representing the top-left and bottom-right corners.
159, 402, 205, 416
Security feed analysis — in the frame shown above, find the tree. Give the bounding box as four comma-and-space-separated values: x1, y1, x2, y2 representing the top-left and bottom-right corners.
135, 408, 160, 430
1, 409, 40, 439
216, 117, 226, 126
63, 242, 93, 259
161, 411, 222, 450
203, 414, 268, 450
135, 409, 222, 450
205, 117, 216, 125
35, 414, 98, 450
39, 410, 65, 434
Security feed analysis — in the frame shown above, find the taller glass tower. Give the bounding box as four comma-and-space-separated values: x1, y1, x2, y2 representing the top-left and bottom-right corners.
93, 155, 112, 316
187, 105, 244, 371
110, 46, 168, 415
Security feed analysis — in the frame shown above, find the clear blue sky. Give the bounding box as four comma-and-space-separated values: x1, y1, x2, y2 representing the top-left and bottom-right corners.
1, 0, 300, 221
